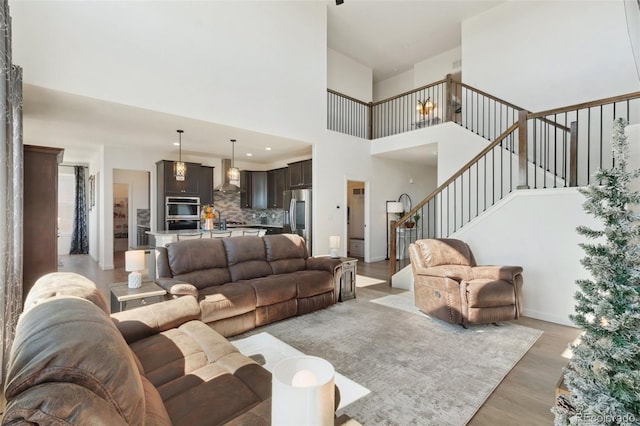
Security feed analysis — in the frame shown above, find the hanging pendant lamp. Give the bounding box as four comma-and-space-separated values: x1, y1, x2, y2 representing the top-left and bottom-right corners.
214, 139, 241, 192
174, 129, 186, 181
227, 139, 240, 184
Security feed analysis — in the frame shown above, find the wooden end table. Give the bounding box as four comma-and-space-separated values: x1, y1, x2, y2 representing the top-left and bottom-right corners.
110, 281, 166, 313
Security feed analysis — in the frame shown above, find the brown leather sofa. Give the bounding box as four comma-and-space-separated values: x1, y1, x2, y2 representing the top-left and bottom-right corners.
409, 238, 523, 326
155, 234, 342, 337
3, 272, 272, 425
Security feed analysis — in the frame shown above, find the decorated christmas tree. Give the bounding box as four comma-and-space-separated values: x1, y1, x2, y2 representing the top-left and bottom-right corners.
553, 118, 640, 425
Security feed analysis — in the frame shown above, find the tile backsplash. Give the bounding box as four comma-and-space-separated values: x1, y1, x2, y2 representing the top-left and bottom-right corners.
136, 208, 150, 227
213, 192, 284, 226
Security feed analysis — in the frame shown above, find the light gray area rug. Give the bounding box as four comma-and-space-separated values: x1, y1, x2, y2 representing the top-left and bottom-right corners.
232, 287, 543, 425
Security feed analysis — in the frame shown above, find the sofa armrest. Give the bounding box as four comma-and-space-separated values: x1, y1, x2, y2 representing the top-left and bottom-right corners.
306, 257, 343, 275
471, 265, 523, 282
414, 265, 473, 282
111, 296, 201, 344
155, 278, 199, 298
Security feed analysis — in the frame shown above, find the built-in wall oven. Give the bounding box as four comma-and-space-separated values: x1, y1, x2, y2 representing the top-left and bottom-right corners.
166, 196, 200, 231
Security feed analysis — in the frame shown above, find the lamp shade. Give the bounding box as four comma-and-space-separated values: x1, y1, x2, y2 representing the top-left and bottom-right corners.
329, 236, 340, 258
125, 250, 145, 272
272, 356, 335, 426
387, 201, 404, 214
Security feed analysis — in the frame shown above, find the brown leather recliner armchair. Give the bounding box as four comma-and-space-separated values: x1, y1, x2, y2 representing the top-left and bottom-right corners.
408, 238, 523, 327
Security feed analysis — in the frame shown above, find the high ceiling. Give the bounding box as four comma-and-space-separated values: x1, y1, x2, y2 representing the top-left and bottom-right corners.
12, 0, 503, 165
327, 0, 500, 83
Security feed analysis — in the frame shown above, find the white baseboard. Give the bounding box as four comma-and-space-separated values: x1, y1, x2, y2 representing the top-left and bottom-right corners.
521, 308, 574, 327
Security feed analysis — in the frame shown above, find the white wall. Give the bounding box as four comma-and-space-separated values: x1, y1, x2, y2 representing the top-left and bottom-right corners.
462, 1, 640, 112
314, 130, 437, 262
451, 188, 599, 326
12, 1, 328, 144
414, 46, 461, 88
327, 48, 373, 102
373, 69, 413, 102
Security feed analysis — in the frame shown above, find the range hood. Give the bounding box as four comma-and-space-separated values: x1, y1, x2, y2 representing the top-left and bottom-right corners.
215, 158, 241, 192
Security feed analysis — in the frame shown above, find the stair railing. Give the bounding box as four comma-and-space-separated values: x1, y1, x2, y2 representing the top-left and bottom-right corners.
390, 90, 640, 277
523, 91, 640, 189
390, 123, 520, 274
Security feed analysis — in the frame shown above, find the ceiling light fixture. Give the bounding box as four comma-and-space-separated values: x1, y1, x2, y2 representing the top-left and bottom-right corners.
416, 97, 434, 116
227, 139, 240, 185
174, 129, 186, 181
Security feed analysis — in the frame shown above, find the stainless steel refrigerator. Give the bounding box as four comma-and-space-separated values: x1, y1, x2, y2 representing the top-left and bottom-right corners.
283, 188, 312, 255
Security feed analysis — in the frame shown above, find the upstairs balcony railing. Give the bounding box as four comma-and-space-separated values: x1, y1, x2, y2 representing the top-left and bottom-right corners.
327, 74, 522, 142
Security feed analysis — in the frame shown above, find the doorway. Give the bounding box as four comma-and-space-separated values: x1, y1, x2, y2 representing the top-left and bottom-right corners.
347, 180, 365, 259
113, 169, 150, 254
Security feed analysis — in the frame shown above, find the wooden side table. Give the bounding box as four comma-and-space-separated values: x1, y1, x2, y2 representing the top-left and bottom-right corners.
110, 281, 166, 313
337, 257, 358, 301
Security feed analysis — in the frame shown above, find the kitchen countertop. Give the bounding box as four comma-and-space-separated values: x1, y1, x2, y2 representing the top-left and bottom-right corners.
146, 227, 280, 236
226, 223, 283, 228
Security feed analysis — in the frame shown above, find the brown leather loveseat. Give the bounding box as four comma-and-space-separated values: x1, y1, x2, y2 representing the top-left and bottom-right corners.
155, 234, 342, 336
2, 272, 272, 425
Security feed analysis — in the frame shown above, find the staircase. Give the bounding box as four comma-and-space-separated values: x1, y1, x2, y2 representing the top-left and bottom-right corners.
327, 79, 640, 277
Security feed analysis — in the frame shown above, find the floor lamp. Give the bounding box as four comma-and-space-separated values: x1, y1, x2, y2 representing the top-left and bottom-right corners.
386, 201, 404, 260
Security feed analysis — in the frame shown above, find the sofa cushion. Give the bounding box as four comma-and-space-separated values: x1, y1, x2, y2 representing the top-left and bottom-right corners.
130, 320, 239, 392
167, 239, 232, 289
264, 234, 307, 274
112, 296, 201, 344
162, 356, 271, 426
223, 236, 272, 281
198, 282, 257, 323
241, 274, 297, 307
5, 297, 145, 425
24, 271, 110, 315
292, 270, 335, 298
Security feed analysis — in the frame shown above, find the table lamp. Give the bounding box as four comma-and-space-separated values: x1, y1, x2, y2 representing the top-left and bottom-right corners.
272, 355, 335, 426
125, 250, 145, 289
329, 236, 340, 258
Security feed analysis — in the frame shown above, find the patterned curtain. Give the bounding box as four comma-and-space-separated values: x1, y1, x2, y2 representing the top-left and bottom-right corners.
70, 166, 89, 254
0, 0, 23, 398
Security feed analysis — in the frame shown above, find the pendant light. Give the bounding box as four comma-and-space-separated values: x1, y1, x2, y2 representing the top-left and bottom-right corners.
214, 139, 242, 192
227, 139, 240, 184
174, 129, 186, 181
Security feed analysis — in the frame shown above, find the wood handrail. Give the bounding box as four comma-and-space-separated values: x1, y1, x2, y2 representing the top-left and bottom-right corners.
372, 78, 447, 106
456, 81, 524, 112
393, 122, 520, 225
528, 91, 640, 118
326, 89, 371, 107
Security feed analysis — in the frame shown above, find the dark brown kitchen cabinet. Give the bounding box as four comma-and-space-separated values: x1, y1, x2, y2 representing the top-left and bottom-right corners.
240, 170, 251, 208
241, 170, 267, 209
267, 167, 287, 208
157, 160, 200, 196
199, 166, 214, 206
288, 159, 312, 188
23, 145, 64, 301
